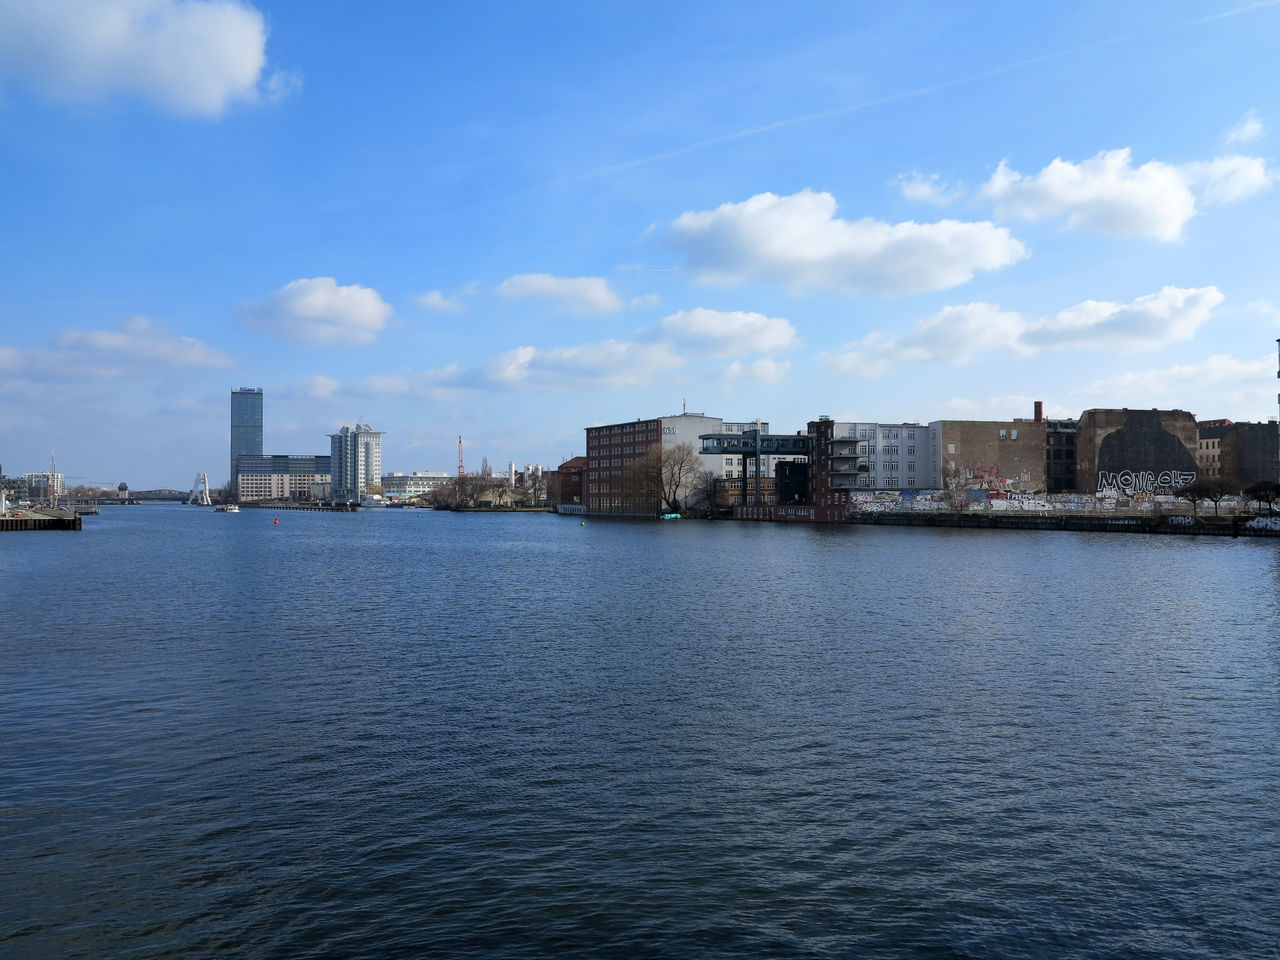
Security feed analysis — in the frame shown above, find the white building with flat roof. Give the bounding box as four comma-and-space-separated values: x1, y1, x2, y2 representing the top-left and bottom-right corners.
381, 471, 451, 497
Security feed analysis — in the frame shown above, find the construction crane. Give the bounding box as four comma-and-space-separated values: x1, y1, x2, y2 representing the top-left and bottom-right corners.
457, 436, 467, 502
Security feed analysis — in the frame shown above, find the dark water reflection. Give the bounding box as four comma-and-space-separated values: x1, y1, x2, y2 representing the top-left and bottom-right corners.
3, 505, 1279, 958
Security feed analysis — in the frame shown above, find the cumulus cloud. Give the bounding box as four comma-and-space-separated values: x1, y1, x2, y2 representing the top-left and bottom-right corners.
0, 0, 297, 118
1079, 354, 1273, 407
1181, 155, 1274, 206
653, 307, 799, 356
724, 358, 791, 385
487, 340, 683, 388
1021, 286, 1224, 351
1226, 109, 1263, 144
247, 277, 392, 346
823, 286, 1223, 378
668, 189, 1027, 294
0, 316, 234, 383
54, 316, 236, 367
496, 273, 623, 314
981, 148, 1273, 240
416, 289, 465, 312
1247, 299, 1280, 325
896, 171, 961, 205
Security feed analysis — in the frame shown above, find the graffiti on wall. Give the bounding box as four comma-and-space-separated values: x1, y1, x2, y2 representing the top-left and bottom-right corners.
1097, 469, 1196, 495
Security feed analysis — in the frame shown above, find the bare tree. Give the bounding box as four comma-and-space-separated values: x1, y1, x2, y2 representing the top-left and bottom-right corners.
1200, 477, 1234, 516
1244, 480, 1280, 515
940, 460, 970, 513
657, 443, 703, 513
523, 467, 547, 505
1179, 478, 1212, 516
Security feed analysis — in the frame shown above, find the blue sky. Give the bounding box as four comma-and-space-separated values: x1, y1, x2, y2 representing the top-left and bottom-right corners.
2, 0, 1278, 488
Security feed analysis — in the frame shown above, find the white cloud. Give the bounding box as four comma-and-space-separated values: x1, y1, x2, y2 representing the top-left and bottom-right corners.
496, 273, 623, 314
724, 358, 791, 385
982, 149, 1195, 241
981, 148, 1273, 240
1079, 354, 1273, 408
896, 171, 961, 205
247, 277, 392, 346
302, 375, 340, 399
1021, 286, 1224, 351
0, 316, 233, 384
1182, 155, 1274, 206
1226, 109, 1264, 144
669, 189, 1027, 294
0, 0, 296, 118
1247, 299, 1280, 325
416, 289, 465, 313
629, 292, 661, 309
823, 286, 1223, 377
655, 307, 798, 356
487, 340, 683, 388
53, 315, 234, 368
359, 364, 464, 399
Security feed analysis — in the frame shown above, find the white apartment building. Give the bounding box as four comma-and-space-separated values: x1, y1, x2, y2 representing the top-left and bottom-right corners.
329, 424, 384, 502
23, 472, 65, 497
381, 471, 451, 497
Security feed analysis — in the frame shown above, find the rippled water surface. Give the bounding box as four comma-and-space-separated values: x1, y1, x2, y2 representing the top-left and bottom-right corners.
4, 504, 1280, 959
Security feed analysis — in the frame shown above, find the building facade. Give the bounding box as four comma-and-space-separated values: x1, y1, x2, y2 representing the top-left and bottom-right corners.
381, 471, 451, 498
928, 416, 1048, 494
22, 472, 65, 499
584, 411, 774, 516
230, 388, 264, 495
1045, 418, 1078, 493
235, 455, 331, 502
1196, 421, 1231, 480
329, 424, 384, 502
1075, 408, 1199, 495
1219, 422, 1280, 489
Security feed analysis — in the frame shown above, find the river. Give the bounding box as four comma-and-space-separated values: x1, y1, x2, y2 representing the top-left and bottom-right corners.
3, 504, 1279, 959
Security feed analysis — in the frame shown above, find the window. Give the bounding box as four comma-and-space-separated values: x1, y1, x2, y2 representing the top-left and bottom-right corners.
907, 445, 915, 455
907, 461, 915, 471
907, 430, 915, 439
1000, 429, 1007, 439
947, 443, 956, 455
1011, 429, 1018, 440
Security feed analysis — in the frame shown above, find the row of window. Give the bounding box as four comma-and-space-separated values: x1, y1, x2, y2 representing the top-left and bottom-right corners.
856, 428, 918, 440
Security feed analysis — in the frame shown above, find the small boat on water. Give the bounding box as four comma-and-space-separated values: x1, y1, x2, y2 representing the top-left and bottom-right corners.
214, 504, 240, 513
359, 494, 388, 508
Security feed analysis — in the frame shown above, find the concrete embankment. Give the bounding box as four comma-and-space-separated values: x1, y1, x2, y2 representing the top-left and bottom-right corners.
843, 512, 1279, 537
237, 502, 358, 512
1, 511, 82, 532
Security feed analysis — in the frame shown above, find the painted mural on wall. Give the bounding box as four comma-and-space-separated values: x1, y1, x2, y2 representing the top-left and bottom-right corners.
949, 461, 1035, 494
1095, 410, 1197, 495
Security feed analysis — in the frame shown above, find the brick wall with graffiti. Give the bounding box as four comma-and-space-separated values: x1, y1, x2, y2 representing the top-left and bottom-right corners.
1076, 408, 1199, 494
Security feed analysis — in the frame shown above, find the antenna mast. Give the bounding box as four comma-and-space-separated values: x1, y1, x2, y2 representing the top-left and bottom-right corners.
457, 436, 467, 501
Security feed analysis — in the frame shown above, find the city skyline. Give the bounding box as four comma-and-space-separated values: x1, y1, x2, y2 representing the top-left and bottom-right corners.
3, 1, 1280, 487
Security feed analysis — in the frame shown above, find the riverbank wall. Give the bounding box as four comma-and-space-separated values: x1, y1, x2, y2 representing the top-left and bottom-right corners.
0, 513, 82, 532
733, 505, 1280, 537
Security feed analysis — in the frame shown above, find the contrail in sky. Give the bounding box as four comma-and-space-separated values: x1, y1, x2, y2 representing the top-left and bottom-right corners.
578, 0, 1279, 183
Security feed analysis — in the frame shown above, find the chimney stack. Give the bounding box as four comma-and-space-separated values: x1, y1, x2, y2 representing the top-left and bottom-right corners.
1034, 400, 1043, 423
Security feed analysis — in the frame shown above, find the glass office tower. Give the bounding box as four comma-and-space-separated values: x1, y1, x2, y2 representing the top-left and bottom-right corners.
230, 388, 264, 497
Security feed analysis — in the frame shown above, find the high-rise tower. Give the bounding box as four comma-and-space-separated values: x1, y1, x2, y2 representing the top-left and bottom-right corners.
329, 424, 385, 503
230, 388, 264, 497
